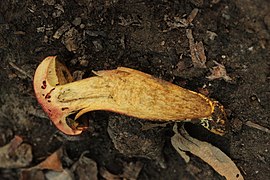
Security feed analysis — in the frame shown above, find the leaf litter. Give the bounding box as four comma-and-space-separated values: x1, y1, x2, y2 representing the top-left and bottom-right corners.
0, 135, 32, 168
171, 124, 244, 180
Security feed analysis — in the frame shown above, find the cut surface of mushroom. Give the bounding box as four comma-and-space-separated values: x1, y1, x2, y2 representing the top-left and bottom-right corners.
34, 56, 226, 135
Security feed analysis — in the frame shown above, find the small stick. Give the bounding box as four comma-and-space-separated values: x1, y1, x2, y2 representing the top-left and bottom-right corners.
9, 62, 33, 80
245, 121, 270, 134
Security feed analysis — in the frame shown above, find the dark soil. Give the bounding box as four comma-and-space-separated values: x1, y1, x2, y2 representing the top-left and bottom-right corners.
0, 0, 269, 179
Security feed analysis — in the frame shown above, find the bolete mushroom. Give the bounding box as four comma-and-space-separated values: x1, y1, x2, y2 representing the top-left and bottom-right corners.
34, 56, 226, 135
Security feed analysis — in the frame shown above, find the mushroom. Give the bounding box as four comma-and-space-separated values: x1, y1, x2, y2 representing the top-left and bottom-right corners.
34, 56, 226, 135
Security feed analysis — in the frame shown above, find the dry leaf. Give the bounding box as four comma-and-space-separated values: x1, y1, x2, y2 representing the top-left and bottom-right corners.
0, 136, 32, 168
34, 56, 226, 135
20, 148, 64, 180
207, 61, 232, 82
45, 169, 74, 180
31, 148, 63, 171
186, 29, 207, 68
99, 167, 121, 180
171, 124, 244, 180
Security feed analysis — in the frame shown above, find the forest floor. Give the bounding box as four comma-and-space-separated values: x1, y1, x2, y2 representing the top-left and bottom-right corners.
0, 0, 269, 179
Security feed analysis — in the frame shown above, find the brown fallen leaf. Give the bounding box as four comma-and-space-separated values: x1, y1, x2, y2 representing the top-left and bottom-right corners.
99, 167, 121, 180
171, 124, 244, 180
34, 56, 227, 136
0, 136, 32, 168
186, 29, 207, 68
207, 61, 232, 82
7, 135, 23, 155
31, 148, 63, 171
20, 148, 63, 180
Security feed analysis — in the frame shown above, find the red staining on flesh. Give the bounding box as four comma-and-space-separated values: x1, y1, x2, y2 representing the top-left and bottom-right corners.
41, 80, 47, 89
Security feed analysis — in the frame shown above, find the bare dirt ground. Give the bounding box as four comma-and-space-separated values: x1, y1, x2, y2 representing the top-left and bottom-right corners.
0, 0, 269, 179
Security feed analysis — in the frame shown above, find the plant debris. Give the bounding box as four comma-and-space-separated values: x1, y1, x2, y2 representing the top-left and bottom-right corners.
171, 124, 244, 180
245, 121, 270, 134
100, 161, 143, 180
30, 148, 63, 171
20, 148, 64, 180
71, 152, 98, 180
0, 136, 32, 168
163, 8, 199, 31
207, 61, 232, 82
186, 29, 207, 68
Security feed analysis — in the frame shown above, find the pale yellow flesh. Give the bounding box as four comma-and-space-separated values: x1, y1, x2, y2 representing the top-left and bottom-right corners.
56, 67, 213, 120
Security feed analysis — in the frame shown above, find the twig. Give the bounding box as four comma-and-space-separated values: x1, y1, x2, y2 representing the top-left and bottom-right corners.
245, 121, 270, 134
8, 62, 33, 80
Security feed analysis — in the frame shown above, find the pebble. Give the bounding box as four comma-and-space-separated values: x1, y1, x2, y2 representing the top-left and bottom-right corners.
72, 17, 82, 26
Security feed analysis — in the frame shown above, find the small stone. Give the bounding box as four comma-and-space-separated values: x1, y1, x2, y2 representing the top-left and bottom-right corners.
70, 58, 78, 65
72, 17, 82, 26
37, 26, 46, 33
73, 70, 85, 81
92, 40, 103, 51
43, 0, 55, 5
189, 0, 204, 7
160, 41, 165, 46
79, 59, 88, 67
80, 24, 85, 29
52, 10, 62, 18
61, 27, 81, 52
53, 22, 71, 39
206, 30, 218, 41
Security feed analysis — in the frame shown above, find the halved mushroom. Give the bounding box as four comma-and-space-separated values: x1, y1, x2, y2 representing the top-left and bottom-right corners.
34, 56, 226, 135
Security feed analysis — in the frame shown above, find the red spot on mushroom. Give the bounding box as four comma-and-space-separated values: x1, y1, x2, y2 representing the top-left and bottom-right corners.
61, 107, 69, 111
45, 88, 55, 99
41, 80, 47, 89
45, 94, 51, 99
